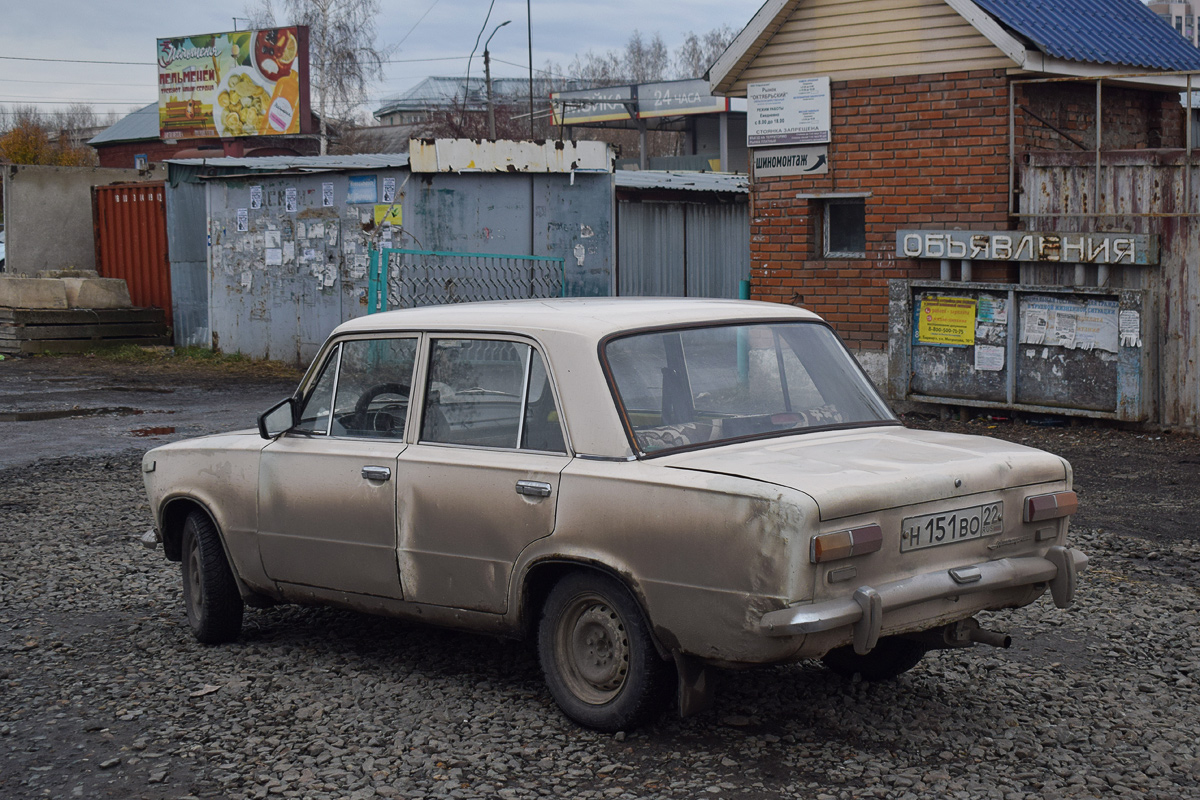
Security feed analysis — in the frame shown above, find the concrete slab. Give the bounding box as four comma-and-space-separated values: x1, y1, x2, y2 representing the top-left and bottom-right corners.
62, 278, 132, 309
0, 278, 69, 310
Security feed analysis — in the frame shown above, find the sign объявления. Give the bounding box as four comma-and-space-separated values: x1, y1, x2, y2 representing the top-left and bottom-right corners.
897, 230, 1158, 265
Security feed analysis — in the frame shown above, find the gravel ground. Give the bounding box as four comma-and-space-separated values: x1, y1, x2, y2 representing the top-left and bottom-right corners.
2, 360, 1199, 799
3, 452, 1199, 800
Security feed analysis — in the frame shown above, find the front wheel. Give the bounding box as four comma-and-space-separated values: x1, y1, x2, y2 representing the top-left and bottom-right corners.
537, 572, 669, 731
821, 637, 927, 681
180, 511, 244, 644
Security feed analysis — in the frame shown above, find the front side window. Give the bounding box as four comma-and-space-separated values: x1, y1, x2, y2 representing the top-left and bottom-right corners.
422, 338, 566, 452
295, 346, 339, 434
293, 337, 418, 438
605, 322, 895, 454
330, 338, 418, 438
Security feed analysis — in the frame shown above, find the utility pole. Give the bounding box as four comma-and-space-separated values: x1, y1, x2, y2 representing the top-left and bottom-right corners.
484, 20, 511, 140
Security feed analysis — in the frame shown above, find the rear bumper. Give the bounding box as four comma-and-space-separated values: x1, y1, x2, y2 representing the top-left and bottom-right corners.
759, 546, 1088, 654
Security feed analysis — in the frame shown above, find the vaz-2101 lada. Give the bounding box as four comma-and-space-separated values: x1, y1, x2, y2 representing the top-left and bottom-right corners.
142, 298, 1086, 730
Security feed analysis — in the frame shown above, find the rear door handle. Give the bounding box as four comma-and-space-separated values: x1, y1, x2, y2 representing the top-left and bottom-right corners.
516, 480, 552, 497
362, 466, 392, 482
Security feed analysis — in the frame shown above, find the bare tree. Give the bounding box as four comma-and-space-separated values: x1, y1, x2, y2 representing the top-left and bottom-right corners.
549, 25, 736, 90
674, 25, 737, 79
249, 0, 392, 154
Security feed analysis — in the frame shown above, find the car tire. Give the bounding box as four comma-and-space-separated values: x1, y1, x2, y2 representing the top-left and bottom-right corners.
180, 510, 244, 644
537, 572, 668, 731
821, 637, 927, 681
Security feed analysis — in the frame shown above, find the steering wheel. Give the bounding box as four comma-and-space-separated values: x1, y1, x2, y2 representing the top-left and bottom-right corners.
353, 383, 410, 433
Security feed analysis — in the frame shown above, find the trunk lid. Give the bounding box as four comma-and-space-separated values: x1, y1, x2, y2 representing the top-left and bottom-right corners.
658, 426, 1067, 521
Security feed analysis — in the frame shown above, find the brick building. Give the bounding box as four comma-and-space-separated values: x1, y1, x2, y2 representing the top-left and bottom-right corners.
89, 103, 320, 170
708, 0, 1200, 380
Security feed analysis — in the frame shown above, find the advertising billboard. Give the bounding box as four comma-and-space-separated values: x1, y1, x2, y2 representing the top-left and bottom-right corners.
157, 26, 310, 140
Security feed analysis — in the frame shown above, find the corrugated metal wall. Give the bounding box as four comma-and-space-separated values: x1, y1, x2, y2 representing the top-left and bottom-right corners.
1021, 151, 1200, 430
165, 181, 208, 346
93, 182, 172, 325
203, 170, 614, 364
617, 200, 749, 298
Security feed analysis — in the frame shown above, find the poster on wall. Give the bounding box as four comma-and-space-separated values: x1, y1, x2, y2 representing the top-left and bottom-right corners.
157, 26, 310, 140
916, 296, 977, 347
747, 77, 831, 147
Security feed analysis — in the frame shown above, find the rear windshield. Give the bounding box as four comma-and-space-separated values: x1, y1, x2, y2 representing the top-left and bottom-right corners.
605, 322, 896, 454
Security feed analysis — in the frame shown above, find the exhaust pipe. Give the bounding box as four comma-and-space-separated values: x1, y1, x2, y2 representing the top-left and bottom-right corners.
906, 617, 1012, 649
967, 625, 1011, 649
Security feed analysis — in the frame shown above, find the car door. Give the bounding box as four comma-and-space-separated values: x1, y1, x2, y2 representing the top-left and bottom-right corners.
257, 336, 418, 598
398, 336, 571, 613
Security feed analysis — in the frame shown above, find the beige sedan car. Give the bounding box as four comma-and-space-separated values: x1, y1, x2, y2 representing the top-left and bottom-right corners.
142, 298, 1085, 730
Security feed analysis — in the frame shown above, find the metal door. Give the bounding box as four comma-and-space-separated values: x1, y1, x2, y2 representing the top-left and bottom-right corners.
93, 182, 172, 325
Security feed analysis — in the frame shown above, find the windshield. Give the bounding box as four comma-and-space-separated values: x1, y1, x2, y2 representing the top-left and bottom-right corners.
605, 322, 897, 454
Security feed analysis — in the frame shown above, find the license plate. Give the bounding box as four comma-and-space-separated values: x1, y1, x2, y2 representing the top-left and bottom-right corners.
900, 502, 1003, 552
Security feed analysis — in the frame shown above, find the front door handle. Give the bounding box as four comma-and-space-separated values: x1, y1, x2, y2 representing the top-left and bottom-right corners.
362, 465, 392, 482
516, 480, 552, 497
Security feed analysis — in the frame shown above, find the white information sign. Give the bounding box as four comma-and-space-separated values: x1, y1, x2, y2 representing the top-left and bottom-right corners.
753, 146, 829, 177
747, 77, 831, 147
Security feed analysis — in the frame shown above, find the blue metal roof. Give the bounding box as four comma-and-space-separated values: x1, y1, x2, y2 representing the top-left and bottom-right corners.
972, 0, 1200, 71
88, 103, 158, 145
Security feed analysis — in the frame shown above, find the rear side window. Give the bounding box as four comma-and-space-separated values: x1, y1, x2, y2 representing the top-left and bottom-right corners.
421, 338, 565, 452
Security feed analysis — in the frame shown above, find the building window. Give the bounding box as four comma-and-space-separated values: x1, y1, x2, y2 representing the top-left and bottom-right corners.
824, 198, 866, 258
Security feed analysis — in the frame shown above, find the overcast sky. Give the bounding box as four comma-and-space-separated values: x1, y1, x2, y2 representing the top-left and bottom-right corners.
0, 0, 765, 122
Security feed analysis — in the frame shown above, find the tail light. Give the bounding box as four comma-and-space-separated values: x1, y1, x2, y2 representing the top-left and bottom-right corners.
1024, 491, 1078, 523
810, 524, 883, 564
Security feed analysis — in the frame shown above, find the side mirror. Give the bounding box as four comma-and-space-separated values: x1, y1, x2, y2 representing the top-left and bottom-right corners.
258, 397, 297, 439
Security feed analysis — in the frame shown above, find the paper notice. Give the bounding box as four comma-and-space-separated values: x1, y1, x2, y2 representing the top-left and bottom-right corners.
236, 208, 248, 232
250, 185, 262, 209
285, 187, 298, 213
264, 230, 281, 249
265, 248, 283, 266
974, 344, 1005, 372
322, 182, 334, 207
977, 296, 1008, 325
1021, 308, 1048, 344
1119, 309, 1142, 347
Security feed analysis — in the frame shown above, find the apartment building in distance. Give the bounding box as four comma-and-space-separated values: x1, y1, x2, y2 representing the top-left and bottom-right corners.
1150, 1, 1200, 45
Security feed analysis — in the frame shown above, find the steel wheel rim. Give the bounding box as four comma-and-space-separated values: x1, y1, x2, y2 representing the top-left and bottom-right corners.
554, 593, 630, 705
184, 536, 204, 623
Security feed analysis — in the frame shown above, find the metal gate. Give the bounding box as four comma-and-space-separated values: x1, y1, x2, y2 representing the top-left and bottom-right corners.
92, 182, 171, 326
617, 200, 749, 298
367, 247, 565, 313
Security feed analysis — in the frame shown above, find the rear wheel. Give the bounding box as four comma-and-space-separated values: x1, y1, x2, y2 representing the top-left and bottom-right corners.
537, 572, 668, 731
180, 511, 243, 644
822, 637, 927, 681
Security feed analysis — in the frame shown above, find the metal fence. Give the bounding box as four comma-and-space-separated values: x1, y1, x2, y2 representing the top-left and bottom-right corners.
367, 247, 566, 313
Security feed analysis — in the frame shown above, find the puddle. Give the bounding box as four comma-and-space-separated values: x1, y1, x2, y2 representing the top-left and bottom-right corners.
0, 407, 147, 422
131, 426, 177, 437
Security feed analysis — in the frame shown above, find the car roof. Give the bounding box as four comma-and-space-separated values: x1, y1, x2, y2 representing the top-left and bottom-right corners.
333, 297, 822, 339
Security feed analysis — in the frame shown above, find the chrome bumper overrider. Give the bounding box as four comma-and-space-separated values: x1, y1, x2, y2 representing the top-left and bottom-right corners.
759, 546, 1089, 655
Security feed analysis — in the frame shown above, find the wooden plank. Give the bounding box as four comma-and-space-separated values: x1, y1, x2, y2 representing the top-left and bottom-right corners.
12, 336, 173, 355
0, 322, 169, 341
0, 307, 165, 325
726, 0, 1012, 91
